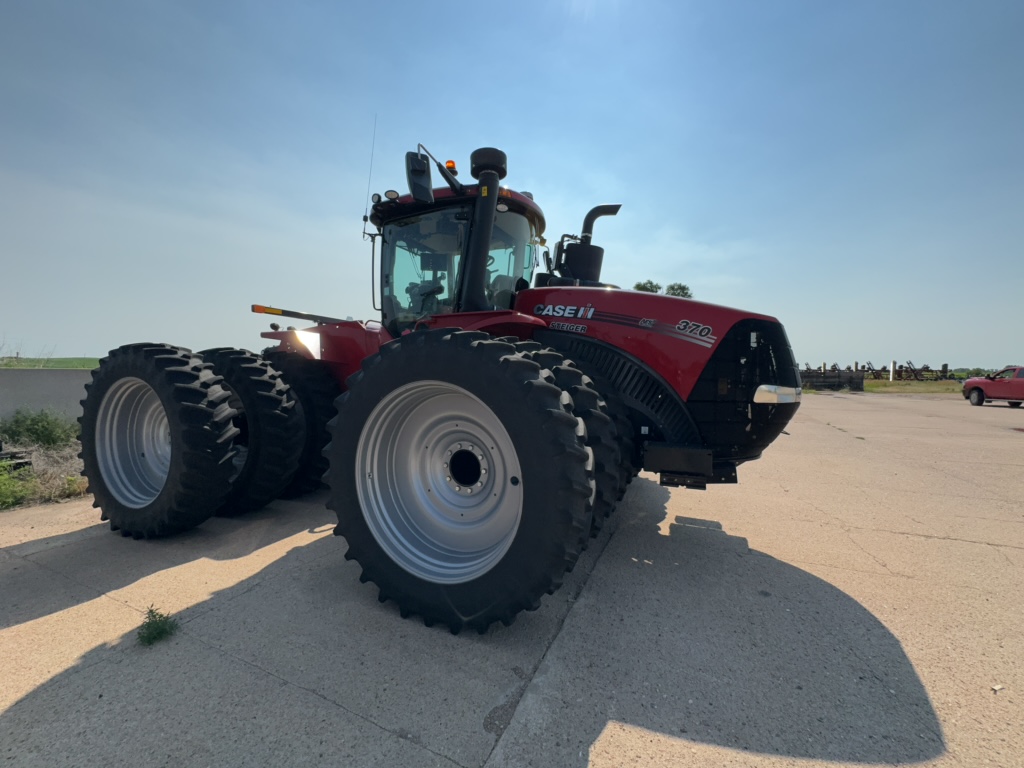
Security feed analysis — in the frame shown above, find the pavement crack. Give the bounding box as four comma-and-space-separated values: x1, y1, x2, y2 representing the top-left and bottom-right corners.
789, 558, 913, 579
953, 513, 1024, 525
19, 547, 129, 607
180, 580, 266, 625
807, 503, 897, 576
846, 526, 1024, 552
480, 518, 621, 766
843, 530, 895, 574
182, 631, 465, 766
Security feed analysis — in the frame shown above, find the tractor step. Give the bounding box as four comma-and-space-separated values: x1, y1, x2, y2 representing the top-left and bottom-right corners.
642, 442, 738, 489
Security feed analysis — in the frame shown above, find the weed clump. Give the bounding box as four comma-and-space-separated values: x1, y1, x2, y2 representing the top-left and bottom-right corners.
0, 408, 79, 448
0, 409, 85, 510
0, 463, 39, 508
138, 606, 179, 646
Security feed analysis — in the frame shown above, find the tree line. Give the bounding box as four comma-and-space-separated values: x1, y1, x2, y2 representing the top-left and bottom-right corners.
632, 280, 692, 298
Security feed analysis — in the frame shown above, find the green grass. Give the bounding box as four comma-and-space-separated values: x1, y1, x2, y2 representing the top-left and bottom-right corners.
863, 380, 963, 394
0, 357, 99, 369
802, 380, 963, 395
138, 606, 179, 646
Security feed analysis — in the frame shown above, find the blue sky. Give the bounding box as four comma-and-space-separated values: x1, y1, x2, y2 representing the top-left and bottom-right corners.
1, 0, 1021, 368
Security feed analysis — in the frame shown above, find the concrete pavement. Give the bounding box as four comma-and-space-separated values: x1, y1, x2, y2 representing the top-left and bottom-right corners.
1, 392, 1021, 766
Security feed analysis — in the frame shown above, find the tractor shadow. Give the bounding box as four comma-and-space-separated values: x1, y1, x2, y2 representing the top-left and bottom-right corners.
545, 477, 946, 765
0, 492, 336, 631
0, 479, 947, 766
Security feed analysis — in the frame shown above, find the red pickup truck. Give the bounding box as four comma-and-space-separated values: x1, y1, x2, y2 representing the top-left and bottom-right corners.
963, 367, 1024, 407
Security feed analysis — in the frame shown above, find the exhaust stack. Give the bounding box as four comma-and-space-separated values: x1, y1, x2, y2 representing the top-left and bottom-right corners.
560, 204, 621, 283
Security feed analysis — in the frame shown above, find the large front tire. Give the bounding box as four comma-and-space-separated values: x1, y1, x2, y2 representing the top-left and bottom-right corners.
200, 348, 303, 515
326, 330, 591, 633
969, 388, 985, 406
78, 343, 238, 538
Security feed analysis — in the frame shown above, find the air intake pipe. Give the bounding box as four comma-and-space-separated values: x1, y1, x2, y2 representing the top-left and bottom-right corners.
458, 148, 507, 312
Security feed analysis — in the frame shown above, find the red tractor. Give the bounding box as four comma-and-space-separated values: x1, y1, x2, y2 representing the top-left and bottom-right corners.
79, 146, 801, 632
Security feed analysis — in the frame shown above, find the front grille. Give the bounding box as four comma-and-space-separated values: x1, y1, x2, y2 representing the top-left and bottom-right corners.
534, 331, 703, 445
689, 319, 800, 460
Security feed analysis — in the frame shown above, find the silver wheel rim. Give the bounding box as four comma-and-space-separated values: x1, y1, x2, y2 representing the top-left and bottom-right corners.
356, 380, 523, 584
96, 377, 171, 508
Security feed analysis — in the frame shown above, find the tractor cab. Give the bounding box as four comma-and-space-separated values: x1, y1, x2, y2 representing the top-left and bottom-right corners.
369, 148, 546, 336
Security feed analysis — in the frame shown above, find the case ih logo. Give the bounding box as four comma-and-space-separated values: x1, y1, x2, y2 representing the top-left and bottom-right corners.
534, 304, 596, 319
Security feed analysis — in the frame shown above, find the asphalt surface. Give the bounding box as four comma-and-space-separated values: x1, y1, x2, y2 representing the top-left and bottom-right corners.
1, 393, 1021, 767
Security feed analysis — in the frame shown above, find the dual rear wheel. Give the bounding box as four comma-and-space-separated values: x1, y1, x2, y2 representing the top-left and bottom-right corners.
79, 344, 303, 537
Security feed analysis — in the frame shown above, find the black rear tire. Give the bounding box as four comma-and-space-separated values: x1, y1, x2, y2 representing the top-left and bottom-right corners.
78, 343, 238, 538
1009, 401, 1022, 408
263, 350, 342, 497
327, 330, 591, 633
200, 348, 304, 515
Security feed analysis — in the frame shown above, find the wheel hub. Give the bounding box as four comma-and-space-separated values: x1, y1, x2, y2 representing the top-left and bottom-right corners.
448, 447, 483, 488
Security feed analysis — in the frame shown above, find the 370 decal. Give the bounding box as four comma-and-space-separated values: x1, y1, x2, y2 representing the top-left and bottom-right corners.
675, 320, 715, 338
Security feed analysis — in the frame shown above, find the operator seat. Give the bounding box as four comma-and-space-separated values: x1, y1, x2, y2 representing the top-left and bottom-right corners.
490, 275, 518, 310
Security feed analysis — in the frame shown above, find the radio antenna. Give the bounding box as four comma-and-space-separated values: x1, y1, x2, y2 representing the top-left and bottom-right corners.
362, 115, 382, 311
362, 113, 378, 241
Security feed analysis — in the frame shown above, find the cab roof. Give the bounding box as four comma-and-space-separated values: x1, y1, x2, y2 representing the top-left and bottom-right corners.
370, 185, 546, 235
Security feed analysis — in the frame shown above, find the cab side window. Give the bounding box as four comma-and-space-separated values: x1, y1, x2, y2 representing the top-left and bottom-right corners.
487, 211, 538, 309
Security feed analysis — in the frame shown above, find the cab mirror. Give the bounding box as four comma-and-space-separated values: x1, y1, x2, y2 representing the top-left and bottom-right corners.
406, 152, 434, 204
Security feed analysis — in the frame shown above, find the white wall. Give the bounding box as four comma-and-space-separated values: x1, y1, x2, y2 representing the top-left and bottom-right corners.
0, 369, 93, 420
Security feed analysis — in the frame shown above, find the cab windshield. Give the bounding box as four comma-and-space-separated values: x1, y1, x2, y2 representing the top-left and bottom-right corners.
381, 205, 539, 333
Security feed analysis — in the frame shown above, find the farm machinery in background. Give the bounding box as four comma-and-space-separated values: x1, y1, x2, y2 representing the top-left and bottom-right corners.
78, 146, 802, 633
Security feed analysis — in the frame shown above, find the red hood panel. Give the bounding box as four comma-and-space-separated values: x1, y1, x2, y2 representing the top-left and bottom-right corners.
515, 286, 780, 400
